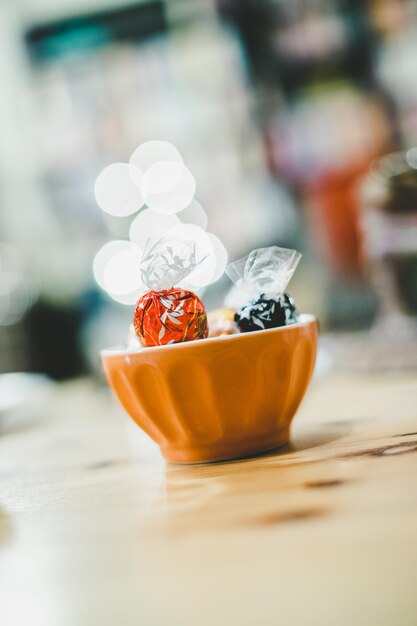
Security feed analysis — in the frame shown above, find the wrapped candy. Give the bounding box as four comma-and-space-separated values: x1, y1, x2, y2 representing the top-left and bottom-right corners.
133, 235, 208, 347
235, 293, 298, 332
134, 288, 207, 346
207, 307, 238, 337
226, 246, 301, 333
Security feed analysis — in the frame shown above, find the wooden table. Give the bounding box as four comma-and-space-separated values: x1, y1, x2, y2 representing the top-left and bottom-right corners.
1, 370, 417, 626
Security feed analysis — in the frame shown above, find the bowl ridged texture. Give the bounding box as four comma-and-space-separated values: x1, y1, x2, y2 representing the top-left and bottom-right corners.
102, 317, 318, 463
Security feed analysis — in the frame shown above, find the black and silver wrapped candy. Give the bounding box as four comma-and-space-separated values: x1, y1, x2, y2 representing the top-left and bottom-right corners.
226, 246, 301, 333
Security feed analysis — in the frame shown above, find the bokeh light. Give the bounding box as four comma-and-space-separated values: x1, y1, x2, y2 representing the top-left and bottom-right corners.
406, 147, 417, 169
129, 141, 184, 195
178, 199, 208, 230
102, 248, 143, 296
129, 208, 180, 249
129, 140, 182, 185
143, 164, 196, 215
206, 234, 228, 283
110, 288, 145, 306
94, 163, 144, 216
184, 233, 228, 289
162, 224, 224, 289
140, 161, 185, 195
93, 240, 143, 301
94, 141, 227, 305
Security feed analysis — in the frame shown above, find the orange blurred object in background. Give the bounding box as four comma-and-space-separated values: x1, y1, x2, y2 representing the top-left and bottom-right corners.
305, 161, 371, 279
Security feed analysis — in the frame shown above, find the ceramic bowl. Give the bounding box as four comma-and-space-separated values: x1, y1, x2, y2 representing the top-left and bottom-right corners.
101, 314, 318, 464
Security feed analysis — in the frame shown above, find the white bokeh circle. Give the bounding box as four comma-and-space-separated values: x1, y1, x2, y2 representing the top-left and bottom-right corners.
206, 234, 228, 284
162, 224, 218, 289
129, 208, 180, 249
143, 165, 196, 215
141, 161, 185, 195
107, 287, 145, 305
95, 141, 229, 301
102, 248, 143, 296
93, 240, 143, 298
178, 199, 208, 230
183, 233, 227, 288
94, 241, 130, 289
130, 140, 183, 171
406, 147, 417, 169
129, 140, 182, 184
95, 163, 144, 216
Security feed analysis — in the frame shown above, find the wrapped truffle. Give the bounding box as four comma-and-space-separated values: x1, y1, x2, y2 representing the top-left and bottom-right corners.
226, 246, 301, 333
207, 307, 238, 337
133, 235, 208, 347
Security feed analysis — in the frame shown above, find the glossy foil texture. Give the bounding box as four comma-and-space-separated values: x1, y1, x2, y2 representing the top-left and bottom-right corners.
235, 292, 299, 333
134, 288, 208, 347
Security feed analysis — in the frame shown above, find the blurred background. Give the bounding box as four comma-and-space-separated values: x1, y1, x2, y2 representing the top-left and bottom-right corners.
1, 0, 417, 381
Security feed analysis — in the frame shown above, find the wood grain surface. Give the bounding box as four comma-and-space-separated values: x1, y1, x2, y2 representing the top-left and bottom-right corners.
1, 370, 417, 626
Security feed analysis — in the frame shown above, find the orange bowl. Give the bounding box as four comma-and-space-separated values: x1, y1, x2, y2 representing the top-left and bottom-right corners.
101, 314, 318, 464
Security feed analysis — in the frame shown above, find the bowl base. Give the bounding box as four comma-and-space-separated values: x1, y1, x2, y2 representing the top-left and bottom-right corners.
161, 428, 290, 464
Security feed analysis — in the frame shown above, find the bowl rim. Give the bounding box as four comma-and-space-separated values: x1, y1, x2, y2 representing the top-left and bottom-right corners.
101, 313, 317, 358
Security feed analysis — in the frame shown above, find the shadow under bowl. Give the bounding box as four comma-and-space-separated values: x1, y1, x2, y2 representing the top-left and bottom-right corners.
101, 314, 318, 464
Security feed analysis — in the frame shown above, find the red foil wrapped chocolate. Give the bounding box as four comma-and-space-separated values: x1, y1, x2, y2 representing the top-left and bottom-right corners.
134, 288, 208, 347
